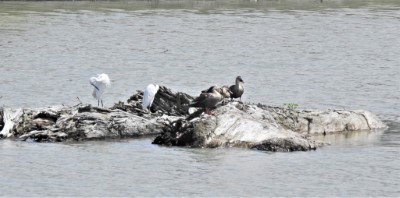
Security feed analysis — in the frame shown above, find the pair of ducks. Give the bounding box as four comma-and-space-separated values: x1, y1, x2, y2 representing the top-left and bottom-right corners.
190, 76, 244, 115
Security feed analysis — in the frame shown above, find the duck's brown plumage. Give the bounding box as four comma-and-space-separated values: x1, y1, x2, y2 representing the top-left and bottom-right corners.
190, 86, 222, 109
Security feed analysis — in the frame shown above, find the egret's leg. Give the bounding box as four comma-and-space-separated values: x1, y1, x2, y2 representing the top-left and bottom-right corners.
98, 99, 100, 106
101, 100, 104, 107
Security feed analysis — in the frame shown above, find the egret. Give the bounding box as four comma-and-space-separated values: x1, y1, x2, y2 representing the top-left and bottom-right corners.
89, 73, 111, 107
142, 84, 160, 112
229, 76, 244, 101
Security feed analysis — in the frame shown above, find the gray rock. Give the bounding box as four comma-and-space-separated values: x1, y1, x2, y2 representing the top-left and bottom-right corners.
0, 108, 23, 138
154, 102, 318, 151
6, 105, 174, 142
0, 86, 189, 142
113, 85, 193, 116
153, 102, 387, 152
0, 108, 3, 131
0, 86, 388, 153
256, 104, 387, 134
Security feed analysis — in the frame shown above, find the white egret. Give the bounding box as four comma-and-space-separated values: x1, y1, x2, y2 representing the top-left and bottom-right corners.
89, 73, 111, 107
142, 84, 160, 112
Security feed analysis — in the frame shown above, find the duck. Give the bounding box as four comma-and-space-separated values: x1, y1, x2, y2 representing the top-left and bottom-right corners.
220, 85, 233, 99
190, 86, 223, 115
201, 85, 232, 99
229, 76, 244, 101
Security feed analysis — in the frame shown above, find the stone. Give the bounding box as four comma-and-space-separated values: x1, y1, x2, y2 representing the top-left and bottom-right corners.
153, 102, 320, 151
0, 86, 388, 152
7, 105, 172, 142
0, 108, 3, 131
113, 85, 193, 116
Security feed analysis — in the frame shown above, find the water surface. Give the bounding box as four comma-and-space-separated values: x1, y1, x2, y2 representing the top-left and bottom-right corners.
0, 0, 399, 196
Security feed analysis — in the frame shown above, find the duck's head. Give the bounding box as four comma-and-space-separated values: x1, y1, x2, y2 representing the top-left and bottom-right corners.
236, 76, 244, 83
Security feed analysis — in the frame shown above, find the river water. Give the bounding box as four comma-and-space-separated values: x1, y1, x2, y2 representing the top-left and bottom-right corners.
0, 0, 399, 196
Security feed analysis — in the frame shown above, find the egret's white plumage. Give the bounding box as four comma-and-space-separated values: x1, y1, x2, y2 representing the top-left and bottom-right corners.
142, 84, 159, 111
89, 73, 111, 107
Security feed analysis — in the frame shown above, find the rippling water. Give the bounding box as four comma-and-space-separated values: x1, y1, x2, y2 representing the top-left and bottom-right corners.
0, 0, 399, 196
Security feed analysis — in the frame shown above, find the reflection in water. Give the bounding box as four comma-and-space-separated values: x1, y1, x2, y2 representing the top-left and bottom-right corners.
313, 129, 385, 146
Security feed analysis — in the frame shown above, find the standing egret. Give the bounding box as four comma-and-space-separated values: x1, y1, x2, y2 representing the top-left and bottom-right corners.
229, 76, 244, 101
142, 84, 160, 112
89, 73, 111, 107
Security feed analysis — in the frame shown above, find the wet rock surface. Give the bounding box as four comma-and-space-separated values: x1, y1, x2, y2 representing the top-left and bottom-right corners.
0, 108, 3, 131
0, 86, 387, 152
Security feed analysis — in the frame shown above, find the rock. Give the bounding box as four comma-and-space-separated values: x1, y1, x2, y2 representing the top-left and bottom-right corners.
153, 102, 319, 151
112, 85, 193, 116
153, 102, 387, 152
256, 104, 387, 134
0, 86, 388, 153
0, 108, 3, 131
0, 108, 23, 138
0, 86, 191, 142
4, 105, 174, 142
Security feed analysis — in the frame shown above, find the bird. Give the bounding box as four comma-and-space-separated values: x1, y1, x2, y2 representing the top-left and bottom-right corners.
229, 76, 244, 101
190, 86, 224, 115
201, 85, 232, 99
220, 85, 233, 98
142, 84, 160, 112
89, 73, 111, 107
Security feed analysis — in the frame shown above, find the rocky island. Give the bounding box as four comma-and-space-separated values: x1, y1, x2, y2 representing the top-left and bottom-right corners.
0, 86, 387, 152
